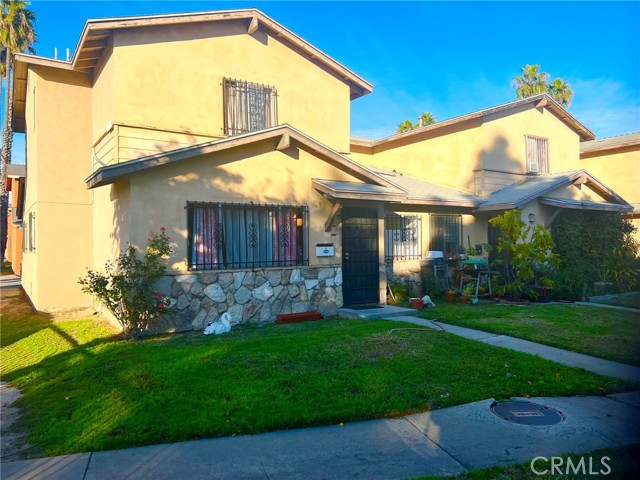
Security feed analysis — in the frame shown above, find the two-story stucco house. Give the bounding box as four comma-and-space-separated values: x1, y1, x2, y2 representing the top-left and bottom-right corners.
10, 9, 634, 330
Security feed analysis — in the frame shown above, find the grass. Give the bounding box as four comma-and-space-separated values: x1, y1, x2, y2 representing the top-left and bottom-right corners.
417, 444, 640, 479
0, 291, 635, 457
594, 292, 640, 310
419, 301, 640, 366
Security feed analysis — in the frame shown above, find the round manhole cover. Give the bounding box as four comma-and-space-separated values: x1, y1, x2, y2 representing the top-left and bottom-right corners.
491, 400, 564, 426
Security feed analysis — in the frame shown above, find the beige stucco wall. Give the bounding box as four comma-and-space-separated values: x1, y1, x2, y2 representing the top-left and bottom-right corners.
580, 144, 640, 246
92, 180, 131, 271
482, 105, 581, 174
92, 42, 115, 143
350, 120, 483, 193
580, 146, 639, 206
124, 142, 364, 273
106, 21, 351, 155
21, 66, 94, 310
350, 105, 582, 197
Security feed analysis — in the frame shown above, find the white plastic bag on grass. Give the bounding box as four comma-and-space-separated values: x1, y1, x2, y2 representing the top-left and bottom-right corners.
204, 312, 232, 335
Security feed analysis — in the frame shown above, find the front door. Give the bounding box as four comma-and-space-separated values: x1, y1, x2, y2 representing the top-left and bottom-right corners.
342, 207, 380, 306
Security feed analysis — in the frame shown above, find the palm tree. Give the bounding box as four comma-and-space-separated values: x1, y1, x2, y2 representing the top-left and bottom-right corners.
397, 111, 436, 133
1, 0, 36, 264
397, 120, 414, 133
546, 77, 573, 107
417, 112, 436, 127
513, 64, 549, 99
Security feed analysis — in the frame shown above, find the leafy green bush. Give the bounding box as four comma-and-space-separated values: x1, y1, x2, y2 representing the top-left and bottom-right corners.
79, 229, 173, 340
388, 280, 415, 305
489, 209, 558, 301
552, 211, 638, 297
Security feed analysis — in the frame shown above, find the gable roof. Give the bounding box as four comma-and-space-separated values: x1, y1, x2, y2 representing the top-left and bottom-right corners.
351, 94, 595, 152
370, 168, 479, 207
475, 170, 632, 212
85, 124, 391, 189
312, 168, 480, 207
580, 131, 640, 155
12, 9, 373, 133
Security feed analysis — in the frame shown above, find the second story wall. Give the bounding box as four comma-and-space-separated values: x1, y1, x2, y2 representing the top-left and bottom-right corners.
100, 20, 351, 155
580, 144, 640, 206
21, 65, 94, 310
350, 119, 484, 193
350, 102, 583, 197
482, 104, 581, 175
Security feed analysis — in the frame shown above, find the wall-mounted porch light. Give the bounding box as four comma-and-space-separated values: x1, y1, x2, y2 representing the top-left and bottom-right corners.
296, 217, 304, 227
528, 213, 536, 224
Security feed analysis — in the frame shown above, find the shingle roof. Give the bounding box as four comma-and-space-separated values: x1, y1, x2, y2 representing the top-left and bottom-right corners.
351, 94, 595, 148
86, 125, 392, 189
475, 170, 632, 212
580, 132, 640, 154
370, 168, 479, 207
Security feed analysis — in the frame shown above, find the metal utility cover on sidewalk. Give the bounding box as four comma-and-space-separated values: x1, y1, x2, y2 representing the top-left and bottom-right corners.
491, 400, 564, 426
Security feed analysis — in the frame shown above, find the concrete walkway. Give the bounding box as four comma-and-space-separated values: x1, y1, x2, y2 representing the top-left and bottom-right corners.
1, 391, 638, 480
390, 316, 640, 383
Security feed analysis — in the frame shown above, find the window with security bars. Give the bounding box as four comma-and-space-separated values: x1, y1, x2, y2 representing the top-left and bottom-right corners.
385, 215, 422, 260
187, 202, 308, 270
223, 78, 278, 136
525, 135, 549, 174
429, 214, 461, 258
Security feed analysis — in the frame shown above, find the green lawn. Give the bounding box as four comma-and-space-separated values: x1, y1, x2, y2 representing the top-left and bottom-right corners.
0, 292, 635, 457
417, 444, 640, 480
418, 301, 640, 366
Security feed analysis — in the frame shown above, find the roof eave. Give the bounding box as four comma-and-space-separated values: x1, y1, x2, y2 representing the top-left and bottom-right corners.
75, 9, 372, 98
86, 125, 391, 189
540, 197, 633, 213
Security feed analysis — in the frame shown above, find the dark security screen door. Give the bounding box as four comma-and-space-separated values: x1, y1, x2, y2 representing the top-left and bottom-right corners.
342, 207, 379, 306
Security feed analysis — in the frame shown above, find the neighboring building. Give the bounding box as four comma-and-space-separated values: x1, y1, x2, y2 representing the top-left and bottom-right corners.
4, 164, 26, 276
580, 132, 640, 247
10, 9, 634, 327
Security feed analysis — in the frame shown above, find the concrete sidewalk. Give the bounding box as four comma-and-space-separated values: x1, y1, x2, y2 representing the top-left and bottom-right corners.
389, 316, 640, 383
2, 392, 639, 480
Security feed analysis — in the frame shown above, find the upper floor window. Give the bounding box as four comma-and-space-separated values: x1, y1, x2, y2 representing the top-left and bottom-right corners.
525, 135, 548, 174
223, 78, 278, 136
385, 214, 422, 261
429, 214, 461, 259
187, 201, 307, 270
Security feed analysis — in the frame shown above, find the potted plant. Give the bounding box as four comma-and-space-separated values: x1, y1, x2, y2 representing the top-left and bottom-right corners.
409, 298, 424, 309
444, 289, 457, 304
460, 284, 475, 304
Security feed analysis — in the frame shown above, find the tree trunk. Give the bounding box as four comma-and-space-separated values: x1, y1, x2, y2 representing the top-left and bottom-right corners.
1, 49, 14, 265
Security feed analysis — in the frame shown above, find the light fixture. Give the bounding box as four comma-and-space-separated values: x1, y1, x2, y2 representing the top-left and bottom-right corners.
296, 217, 303, 227
528, 213, 536, 224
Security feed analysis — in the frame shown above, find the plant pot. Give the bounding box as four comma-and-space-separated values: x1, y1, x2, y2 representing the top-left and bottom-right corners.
410, 298, 424, 310
459, 295, 471, 304
445, 291, 457, 304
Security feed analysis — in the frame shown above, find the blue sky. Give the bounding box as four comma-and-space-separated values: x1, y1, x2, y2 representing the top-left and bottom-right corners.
6, 1, 640, 163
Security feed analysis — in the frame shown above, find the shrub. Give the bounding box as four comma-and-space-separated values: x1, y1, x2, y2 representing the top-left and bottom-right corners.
552, 211, 639, 296
388, 280, 415, 305
489, 209, 558, 301
79, 229, 173, 340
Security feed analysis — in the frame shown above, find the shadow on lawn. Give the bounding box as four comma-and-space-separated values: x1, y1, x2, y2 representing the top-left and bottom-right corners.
0, 288, 55, 348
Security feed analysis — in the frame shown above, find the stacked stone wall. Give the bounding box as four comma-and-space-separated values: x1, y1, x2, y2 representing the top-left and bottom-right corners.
150, 266, 343, 333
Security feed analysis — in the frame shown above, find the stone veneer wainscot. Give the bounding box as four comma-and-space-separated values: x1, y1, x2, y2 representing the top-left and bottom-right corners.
151, 266, 343, 333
